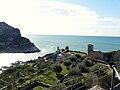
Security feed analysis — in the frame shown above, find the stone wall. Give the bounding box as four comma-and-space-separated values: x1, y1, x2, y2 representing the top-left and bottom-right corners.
89, 50, 120, 61
89, 51, 104, 60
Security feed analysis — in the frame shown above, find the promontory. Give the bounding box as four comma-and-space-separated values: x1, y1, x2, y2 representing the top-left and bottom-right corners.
0, 22, 40, 53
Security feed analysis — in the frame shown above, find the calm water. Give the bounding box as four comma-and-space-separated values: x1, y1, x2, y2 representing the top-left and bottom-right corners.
27, 35, 120, 53
0, 35, 120, 68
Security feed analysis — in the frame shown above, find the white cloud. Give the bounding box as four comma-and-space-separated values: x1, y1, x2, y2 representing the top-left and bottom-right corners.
98, 17, 120, 36
34, 2, 99, 35
100, 17, 115, 22
0, 0, 99, 35
0, 0, 119, 36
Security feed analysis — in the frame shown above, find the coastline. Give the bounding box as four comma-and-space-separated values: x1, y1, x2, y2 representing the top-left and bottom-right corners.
0, 35, 120, 73
0, 45, 120, 90
0, 47, 86, 72
0, 52, 41, 68
0, 43, 120, 70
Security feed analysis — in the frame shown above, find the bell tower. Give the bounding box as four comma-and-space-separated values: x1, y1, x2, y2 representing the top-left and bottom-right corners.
88, 44, 94, 55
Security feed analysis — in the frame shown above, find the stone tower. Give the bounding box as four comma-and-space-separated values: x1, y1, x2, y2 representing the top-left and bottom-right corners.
88, 44, 94, 55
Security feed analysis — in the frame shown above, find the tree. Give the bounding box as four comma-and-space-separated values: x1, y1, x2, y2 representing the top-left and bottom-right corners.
53, 64, 62, 73
69, 67, 82, 76
64, 60, 71, 66
65, 46, 69, 52
85, 60, 93, 67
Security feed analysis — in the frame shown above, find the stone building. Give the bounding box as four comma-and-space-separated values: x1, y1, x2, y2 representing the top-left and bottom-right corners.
87, 44, 120, 61
88, 44, 94, 55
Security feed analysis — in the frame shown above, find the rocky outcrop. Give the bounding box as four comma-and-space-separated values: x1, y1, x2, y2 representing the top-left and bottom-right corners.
0, 22, 40, 53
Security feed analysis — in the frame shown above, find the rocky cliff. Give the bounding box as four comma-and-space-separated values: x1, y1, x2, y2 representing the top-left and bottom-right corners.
0, 22, 40, 53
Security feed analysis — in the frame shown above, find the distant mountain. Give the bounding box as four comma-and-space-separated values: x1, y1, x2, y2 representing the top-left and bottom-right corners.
0, 22, 40, 53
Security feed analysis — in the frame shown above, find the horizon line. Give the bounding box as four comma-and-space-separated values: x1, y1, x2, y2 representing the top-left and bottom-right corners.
23, 34, 120, 37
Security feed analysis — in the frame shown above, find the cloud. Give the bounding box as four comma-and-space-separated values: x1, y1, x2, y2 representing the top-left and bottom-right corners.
100, 17, 115, 22
95, 17, 120, 36
0, 0, 99, 35
0, 0, 119, 36
33, 1, 100, 35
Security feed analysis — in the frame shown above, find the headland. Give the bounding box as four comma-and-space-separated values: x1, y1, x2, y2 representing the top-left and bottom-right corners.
0, 22, 40, 53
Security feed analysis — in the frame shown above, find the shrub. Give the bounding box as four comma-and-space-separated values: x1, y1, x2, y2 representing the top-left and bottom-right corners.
18, 77, 25, 83
82, 73, 98, 87
69, 55, 77, 62
64, 60, 71, 66
69, 67, 82, 76
53, 64, 62, 73
98, 73, 111, 89
50, 83, 66, 90
80, 66, 89, 73
33, 86, 44, 90
76, 62, 83, 67
84, 57, 92, 61
4, 68, 16, 74
90, 63, 109, 76
75, 54, 81, 59
27, 67, 35, 73
56, 74, 64, 79
81, 56, 87, 60
85, 60, 94, 67
71, 62, 76, 67
38, 62, 48, 70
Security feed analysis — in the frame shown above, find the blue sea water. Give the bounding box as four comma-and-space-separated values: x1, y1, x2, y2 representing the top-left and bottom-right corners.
0, 35, 120, 68
27, 35, 120, 54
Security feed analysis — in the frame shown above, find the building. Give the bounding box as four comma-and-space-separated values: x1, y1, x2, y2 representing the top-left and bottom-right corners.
87, 44, 120, 61
88, 44, 94, 55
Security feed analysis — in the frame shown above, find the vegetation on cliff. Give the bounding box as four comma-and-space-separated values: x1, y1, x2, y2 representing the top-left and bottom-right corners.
0, 49, 116, 90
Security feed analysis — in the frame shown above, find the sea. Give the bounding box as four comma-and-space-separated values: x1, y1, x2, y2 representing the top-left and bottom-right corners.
0, 35, 120, 68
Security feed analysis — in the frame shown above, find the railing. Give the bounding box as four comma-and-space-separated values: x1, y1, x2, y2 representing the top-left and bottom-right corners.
49, 59, 120, 90
110, 65, 120, 90
93, 58, 120, 90
49, 77, 85, 90
1, 58, 120, 90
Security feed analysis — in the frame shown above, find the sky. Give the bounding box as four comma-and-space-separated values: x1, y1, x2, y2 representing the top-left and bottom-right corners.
0, 0, 120, 36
